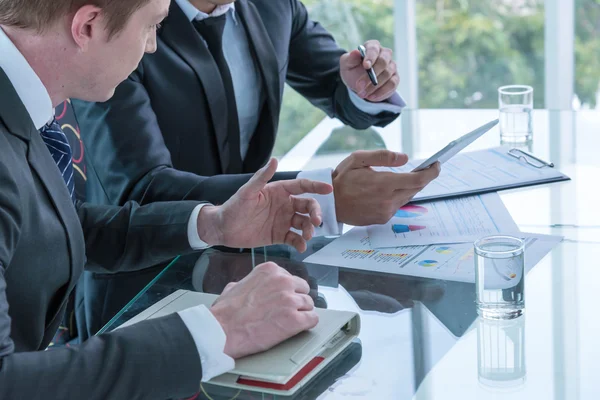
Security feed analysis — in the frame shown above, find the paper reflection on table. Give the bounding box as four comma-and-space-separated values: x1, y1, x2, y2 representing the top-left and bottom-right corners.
477, 316, 526, 389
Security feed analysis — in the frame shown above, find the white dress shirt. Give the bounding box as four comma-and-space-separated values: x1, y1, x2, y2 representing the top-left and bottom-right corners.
0, 27, 233, 381
175, 0, 406, 237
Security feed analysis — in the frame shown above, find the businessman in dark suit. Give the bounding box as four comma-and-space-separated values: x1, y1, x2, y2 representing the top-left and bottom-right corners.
73, 0, 441, 338
0, 0, 337, 397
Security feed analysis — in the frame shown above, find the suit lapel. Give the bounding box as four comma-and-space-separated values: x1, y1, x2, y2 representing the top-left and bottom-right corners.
0, 68, 80, 293
0, 69, 35, 142
160, 1, 231, 174
236, 0, 282, 139
27, 134, 83, 319
28, 133, 81, 274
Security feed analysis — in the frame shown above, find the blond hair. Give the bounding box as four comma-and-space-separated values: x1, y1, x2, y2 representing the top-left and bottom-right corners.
0, 0, 150, 38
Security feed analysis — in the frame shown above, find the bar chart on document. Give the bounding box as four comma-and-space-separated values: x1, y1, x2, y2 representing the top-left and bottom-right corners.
304, 227, 563, 283
367, 193, 520, 248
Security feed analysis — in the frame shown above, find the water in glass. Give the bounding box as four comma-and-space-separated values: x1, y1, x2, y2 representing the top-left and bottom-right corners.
475, 236, 525, 320
499, 105, 533, 142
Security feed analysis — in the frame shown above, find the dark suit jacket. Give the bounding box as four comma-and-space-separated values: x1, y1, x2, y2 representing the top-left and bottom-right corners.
72, 0, 398, 208
0, 69, 204, 399
71, 0, 399, 339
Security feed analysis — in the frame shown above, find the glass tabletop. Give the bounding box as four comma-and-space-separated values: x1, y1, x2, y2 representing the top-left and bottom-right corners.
100, 110, 600, 399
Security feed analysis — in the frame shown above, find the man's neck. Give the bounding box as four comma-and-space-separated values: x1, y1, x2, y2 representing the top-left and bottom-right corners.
189, 0, 218, 14
2, 25, 69, 107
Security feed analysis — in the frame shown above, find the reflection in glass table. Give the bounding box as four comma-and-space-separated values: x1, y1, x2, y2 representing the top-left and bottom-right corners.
100, 110, 600, 399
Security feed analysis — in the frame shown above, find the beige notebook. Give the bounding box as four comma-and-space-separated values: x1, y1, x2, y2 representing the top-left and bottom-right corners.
118, 290, 361, 396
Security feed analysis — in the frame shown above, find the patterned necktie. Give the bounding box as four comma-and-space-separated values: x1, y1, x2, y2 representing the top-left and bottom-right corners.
39, 118, 76, 204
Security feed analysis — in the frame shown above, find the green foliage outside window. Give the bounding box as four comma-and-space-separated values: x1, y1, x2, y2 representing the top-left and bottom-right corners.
274, 0, 600, 157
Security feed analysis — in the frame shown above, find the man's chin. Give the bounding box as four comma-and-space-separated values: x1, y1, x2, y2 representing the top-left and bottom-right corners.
97, 87, 117, 103
77, 87, 116, 103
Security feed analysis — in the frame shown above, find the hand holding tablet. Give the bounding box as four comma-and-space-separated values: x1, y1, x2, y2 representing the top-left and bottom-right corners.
412, 119, 499, 172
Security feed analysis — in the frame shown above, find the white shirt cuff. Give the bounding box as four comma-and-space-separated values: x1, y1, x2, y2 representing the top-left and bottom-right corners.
347, 87, 406, 115
297, 168, 343, 236
187, 204, 212, 250
178, 305, 235, 381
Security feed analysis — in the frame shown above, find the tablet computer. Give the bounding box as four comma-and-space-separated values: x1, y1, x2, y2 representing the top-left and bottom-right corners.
412, 119, 499, 172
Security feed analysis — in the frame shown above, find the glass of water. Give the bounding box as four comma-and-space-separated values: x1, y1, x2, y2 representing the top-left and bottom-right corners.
498, 85, 533, 143
475, 236, 525, 320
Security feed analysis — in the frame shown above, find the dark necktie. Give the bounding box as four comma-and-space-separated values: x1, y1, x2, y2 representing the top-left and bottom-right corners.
39, 118, 76, 204
194, 13, 243, 174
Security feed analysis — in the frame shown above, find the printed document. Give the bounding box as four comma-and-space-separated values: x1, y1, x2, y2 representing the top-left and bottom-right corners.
367, 193, 519, 247
304, 227, 562, 284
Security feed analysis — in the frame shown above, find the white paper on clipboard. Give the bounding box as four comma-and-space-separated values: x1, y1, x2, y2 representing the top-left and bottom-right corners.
375, 147, 570, 202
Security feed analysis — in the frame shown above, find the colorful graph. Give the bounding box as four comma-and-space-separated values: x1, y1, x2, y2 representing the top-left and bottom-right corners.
392, 224, 427, 234
436, 246, 454, 255
345, 249, 375, 255
419, 260, 439, 267
395, 205, 429, 218
380, 253, 409, 258
460, 250, 474, 261
454, 249, 475, 274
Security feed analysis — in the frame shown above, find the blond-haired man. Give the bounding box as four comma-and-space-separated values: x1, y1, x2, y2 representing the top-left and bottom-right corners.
0, 0, 336, 397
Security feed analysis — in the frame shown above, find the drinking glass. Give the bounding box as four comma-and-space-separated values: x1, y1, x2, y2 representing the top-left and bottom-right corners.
498, 85, 533, 143
475, 235, 525, 320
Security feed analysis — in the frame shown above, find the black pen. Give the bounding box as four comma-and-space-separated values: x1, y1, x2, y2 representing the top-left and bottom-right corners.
358, 45, 378, 86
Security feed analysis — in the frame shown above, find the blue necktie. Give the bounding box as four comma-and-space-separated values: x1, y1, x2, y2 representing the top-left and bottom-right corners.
39, 118, 76, 204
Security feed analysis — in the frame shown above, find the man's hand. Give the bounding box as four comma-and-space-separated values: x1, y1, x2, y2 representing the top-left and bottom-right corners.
197, 158, 332, 252
340, 40, 399, 103
333, 150, 440, 226
198, 250, 318, 303
210, 262, 318, 359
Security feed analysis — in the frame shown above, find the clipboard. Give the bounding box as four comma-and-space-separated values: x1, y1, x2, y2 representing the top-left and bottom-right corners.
506, 148, 554, 168
401, 147, 571, 202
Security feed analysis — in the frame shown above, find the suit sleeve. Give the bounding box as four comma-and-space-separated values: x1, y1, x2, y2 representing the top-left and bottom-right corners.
77, 199, 203, 273
286, 0, 399, 129
0, 299, 203, 400
72, 68, 298, 208
0, 157, 203, 400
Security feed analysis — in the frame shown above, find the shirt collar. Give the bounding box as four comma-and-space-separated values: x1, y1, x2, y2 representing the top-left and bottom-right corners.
0, 27, 53, 130
175, 0, 237, 24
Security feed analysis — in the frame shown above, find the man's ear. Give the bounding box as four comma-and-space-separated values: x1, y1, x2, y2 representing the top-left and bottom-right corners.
70, 5, 104, 51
